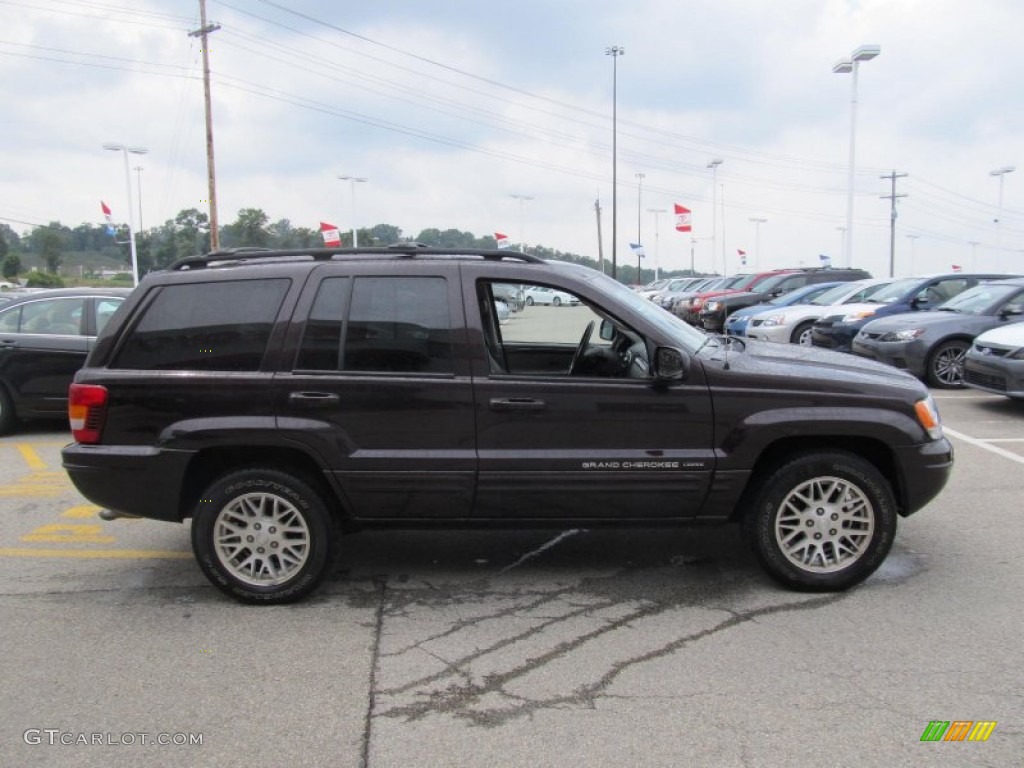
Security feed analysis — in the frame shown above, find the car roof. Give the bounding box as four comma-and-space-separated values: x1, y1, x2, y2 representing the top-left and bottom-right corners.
0, 287, 132, 306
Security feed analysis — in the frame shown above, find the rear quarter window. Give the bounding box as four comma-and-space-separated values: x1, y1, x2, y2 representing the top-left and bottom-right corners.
113, 279, 290, 371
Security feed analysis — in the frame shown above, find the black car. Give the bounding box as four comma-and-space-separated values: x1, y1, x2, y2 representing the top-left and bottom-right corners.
699, 267, 871, 333
811, 273, 1018, 353
62, 246, 952, 603
851, 278, 1024, 387
0, 287, 130, 433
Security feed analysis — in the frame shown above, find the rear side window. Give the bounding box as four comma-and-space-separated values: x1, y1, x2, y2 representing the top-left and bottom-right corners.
296, 276, 453, 374
114, 279, 289, 371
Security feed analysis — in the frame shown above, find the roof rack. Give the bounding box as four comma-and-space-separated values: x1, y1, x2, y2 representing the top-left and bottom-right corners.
168, 243, 545, 270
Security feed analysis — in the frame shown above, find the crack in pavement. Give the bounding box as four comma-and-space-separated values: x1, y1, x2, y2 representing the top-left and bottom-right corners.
375, 587, 845, 728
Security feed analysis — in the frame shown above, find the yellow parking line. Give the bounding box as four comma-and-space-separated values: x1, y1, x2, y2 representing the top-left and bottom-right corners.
0, 548, 192, 560
62, 505, 102, 519
16, 444, 47, 471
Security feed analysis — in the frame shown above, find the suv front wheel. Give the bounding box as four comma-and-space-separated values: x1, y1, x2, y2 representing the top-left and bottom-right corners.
745, 452, 896, 591
191, 468, 338, 604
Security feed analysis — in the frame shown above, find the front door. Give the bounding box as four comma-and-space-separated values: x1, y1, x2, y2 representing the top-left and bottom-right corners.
464, 268, 715, 520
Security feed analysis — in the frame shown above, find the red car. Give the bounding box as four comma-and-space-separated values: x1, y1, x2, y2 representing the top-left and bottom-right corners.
676, 270, 798, 325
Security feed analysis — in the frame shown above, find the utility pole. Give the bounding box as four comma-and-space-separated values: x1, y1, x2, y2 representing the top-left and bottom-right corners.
594, 198, 605, 274
190, 0, 221, 250
880, 170, 908, 277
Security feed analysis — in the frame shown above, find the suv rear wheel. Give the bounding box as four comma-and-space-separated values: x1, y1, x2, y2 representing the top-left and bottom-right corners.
745, 452, 896, 591
191, 468, 338, 604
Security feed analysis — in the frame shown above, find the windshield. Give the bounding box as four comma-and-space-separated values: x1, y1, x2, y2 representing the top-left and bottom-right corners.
584, 270, 708, 349
864, 278, 921, 303
938, 283, 1021, 314
724, 274, 758, 291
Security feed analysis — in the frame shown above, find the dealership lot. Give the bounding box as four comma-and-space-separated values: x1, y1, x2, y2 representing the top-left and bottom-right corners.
1, 390, 1021, 767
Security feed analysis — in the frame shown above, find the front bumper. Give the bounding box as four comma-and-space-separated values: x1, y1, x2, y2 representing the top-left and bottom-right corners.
811, 321, 862, 352
851, 338, 927, 379
964, 357, 1024, 398
62, 443, 196, 523
895, 436, 954, 516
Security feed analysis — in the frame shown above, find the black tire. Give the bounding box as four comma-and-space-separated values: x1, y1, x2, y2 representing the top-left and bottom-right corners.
525, 296, 534, 306
191, 468, 338, 604
790, 321, 814, 346
0, 385, 14, 436
552, 296, 561, 306
744, 452, 897, 591
926, 340, 969, 389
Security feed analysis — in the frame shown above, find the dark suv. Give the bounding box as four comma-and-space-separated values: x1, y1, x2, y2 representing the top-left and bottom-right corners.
62, 246, 953, 603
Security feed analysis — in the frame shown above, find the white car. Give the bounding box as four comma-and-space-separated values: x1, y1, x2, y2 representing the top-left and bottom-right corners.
746, 278, 896, 345
963, 322, 1024, 399
523, 286, 579, 306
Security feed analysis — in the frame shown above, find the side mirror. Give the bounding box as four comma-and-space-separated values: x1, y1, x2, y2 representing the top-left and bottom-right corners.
599, 319, 615, 341
1001, 307, 1024, 318
654, 346, 687, 382
910, 296, 929, 308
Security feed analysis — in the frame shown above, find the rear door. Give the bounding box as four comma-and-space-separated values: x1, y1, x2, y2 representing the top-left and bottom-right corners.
0, 295, 89, 416
463, 264, 715, 520
275, 261, 476, 519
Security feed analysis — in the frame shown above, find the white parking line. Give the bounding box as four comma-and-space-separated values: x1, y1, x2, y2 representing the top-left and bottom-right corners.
944, 427, 1024, 465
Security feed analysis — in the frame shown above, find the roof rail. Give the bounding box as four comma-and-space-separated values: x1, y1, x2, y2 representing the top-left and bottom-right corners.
168, 244, 545, 270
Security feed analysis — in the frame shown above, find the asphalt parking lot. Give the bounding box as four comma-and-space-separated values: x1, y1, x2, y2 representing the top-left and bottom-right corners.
1, 389, 1021, 768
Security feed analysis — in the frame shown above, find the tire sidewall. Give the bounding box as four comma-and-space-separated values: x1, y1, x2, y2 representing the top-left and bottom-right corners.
192, 470, 335, 604
748, 453, 897, 591
791, 321, 813, 346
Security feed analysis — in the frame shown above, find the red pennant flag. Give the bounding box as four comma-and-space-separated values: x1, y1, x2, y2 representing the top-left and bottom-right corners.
674, 204, 692, 232
951, 264, 962, 272
495, 232, 510, 250
320, 221, 341, 247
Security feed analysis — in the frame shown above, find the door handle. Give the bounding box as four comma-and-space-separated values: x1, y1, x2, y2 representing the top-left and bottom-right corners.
489, 397, 546, 412
0, 340, 15, 350
288, 391, 340, 406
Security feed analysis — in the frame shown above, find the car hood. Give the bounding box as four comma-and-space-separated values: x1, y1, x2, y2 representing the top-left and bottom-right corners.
699, 337, 925, 396
973, 322, 1024, 347
860, 310, 987, 333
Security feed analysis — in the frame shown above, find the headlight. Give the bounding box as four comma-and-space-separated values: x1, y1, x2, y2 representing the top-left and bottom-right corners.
914, 395, 943, 441
691, 298, 704, 308
706, 301, 720, 311
842, 309, 876, 323
880, 328, 924, 342
760, 314, 786, 327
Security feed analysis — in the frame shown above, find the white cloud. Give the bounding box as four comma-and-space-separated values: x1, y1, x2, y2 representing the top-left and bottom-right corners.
0, 0, 1020, 280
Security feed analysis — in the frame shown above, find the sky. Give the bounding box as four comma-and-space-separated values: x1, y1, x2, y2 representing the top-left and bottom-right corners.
1, 0, 1021, 280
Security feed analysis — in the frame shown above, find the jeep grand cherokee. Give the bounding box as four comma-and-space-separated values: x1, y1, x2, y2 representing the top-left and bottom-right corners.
62, 246, 953, 603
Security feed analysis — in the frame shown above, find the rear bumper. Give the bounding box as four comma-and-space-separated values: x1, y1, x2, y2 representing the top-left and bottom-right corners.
62, 443, 196, 523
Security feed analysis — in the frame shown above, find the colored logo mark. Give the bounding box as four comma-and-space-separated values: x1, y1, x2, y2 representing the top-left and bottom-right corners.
920, 721, 997, 742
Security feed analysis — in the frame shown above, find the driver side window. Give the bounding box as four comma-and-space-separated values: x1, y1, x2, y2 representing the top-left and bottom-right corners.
480, 281, 646, 378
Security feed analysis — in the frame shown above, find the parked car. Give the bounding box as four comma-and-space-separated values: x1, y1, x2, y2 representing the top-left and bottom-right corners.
851, 278, 1024, 388
701, 267, 871, 332
649, 277, 710, 309
0, 287, 130, 434
635, 278, 671, 298
811, 273, 1018, 353
672, 274, 754, 322
745, 278, 898, 345
678, 271, 800, 326
523, 285, 578, 306
723, 282, 845, 337
963, 323, 1024, 399
62, 245, 952, 603
663, 277, 728, 313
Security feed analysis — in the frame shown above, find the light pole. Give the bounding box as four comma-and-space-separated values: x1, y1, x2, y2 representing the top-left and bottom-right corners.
749, 217, 767, 270
134, 165, 144, 233
707, 158, 723, 274
606, 45, 624, 280
833, 44, 881, 268
968, 240, 980, 271
338, 176, 368, 246
836, 226, 847, 265
647, 207, 666, 280
102, 143, 148, 285
510, 193, 533, 252
991, 165, 1015, 261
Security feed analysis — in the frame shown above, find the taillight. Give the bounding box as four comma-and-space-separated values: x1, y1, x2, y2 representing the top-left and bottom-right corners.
68, 384, 108, 444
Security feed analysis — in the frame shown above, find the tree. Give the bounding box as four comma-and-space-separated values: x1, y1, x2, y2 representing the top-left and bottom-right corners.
222, 208, 270, 248
0, 223, 20, 251
2, 253, 21, 280
35, 223, 67, 274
